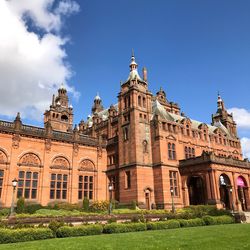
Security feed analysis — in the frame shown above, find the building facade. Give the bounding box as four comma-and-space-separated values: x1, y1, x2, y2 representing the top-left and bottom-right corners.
0, 54, 249, 211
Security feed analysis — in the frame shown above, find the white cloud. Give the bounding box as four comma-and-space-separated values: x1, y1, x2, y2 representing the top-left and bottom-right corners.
0, 0, 79, 121
241, 137, 250, 159
228, 108, 250, 129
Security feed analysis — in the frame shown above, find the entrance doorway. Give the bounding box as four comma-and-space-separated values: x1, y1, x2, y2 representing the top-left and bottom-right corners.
219, 174, 231, 210
237, 176, 248, 211
188, 176, 206, 205
145, 191, 150, 210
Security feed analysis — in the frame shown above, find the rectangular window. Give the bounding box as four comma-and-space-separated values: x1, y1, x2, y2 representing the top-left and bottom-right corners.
17, 171, 38, 199
0, 170, 3, 198
169, 171, 178, 196
125, 171, 131, 189
78, 175, 93, 200
50, 173, 68, 200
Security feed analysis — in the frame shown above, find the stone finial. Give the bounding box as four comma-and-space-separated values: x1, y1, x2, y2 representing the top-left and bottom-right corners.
142, 67, 147, 82
14, 112, 22, 131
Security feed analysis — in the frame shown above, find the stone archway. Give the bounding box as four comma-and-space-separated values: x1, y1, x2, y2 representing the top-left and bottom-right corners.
187, 176, 206, 205
237, 176, 249, 211
219, 174, 232, 210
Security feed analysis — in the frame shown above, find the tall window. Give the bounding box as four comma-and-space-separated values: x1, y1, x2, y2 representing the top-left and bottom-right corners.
123, 127, 129, 141
78, 175, 93, 200
186, 125, 190, 136
50, 173, 68, 200
17, 171, 38, 199
138, 96, 142, 106
169, 171, 178, 196
125, 171, 131, 189
204, 130, 207, 141
168, 143, 176, 160
143, 97, 146, 107
0, 170, 3, 198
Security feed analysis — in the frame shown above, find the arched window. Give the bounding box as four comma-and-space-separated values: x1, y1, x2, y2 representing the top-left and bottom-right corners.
61, 115, 68, 122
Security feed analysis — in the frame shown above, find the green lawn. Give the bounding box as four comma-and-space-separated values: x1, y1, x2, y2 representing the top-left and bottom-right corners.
0, 224, 249, 250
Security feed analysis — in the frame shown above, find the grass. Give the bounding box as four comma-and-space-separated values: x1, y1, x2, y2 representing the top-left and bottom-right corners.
0, 223, 249, 250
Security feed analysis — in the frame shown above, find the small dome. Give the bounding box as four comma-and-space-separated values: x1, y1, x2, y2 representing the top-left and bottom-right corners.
95, 92, 101, 101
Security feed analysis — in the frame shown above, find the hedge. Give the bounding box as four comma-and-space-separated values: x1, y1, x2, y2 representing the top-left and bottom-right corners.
146, 220, 180, 230
57, 224, 103, 238
202, 215, 234, 225
103, 222, 147, 234
0, 228, 54, 244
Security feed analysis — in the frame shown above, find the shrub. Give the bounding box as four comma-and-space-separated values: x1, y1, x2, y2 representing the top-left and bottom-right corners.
48, 220, 65, 234
202, 215, 234, 225
146, 220, 180, 230
82, 198, 90, 211
131, 200, 137, 210
57, 224, 103, 238
16, 197, 25, 214
0, 208, 10, 217
103, 223, 146, 234
24, 203, 43, 214
107, 217, 117, 224
0, 228, 54, 244
184, 218, 205, 227
90, 200, 109, 212
131, 214, 145, 223
178, 219, 189, 228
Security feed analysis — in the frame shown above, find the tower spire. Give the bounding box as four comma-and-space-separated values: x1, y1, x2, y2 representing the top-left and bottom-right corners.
130, 49, 138, 71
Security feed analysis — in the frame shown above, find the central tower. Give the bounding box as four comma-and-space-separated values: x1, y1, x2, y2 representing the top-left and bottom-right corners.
117, 52, 154, 207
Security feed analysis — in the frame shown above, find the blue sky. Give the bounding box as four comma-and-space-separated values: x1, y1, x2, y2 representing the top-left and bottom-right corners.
0, 0, 250, 155
65, 0, 250, 125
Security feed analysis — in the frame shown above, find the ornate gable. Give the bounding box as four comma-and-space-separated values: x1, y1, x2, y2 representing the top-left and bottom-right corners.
51, 156, 70, 170
78, 159, 95, 172
18, 153, 41, 167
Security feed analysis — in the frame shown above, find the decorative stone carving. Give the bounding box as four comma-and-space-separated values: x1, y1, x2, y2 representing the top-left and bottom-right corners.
45, 139, 51, 152
12, 134, 21, 149
78, 159, 95, 172
19, 153, 41, 167
50, 156, 70, 170
97, 146, 102, 158
73, 143, 79, 156
0, 151, 7, 164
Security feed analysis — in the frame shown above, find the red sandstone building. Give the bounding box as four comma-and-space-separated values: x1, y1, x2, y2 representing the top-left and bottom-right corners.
0, 54, 249, 211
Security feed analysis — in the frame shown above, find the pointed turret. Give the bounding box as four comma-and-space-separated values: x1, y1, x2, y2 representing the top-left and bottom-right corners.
217, 93, 225, 113
123, 51, 146, 85
212, 93, 237, 137
92, 93, 104, 114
